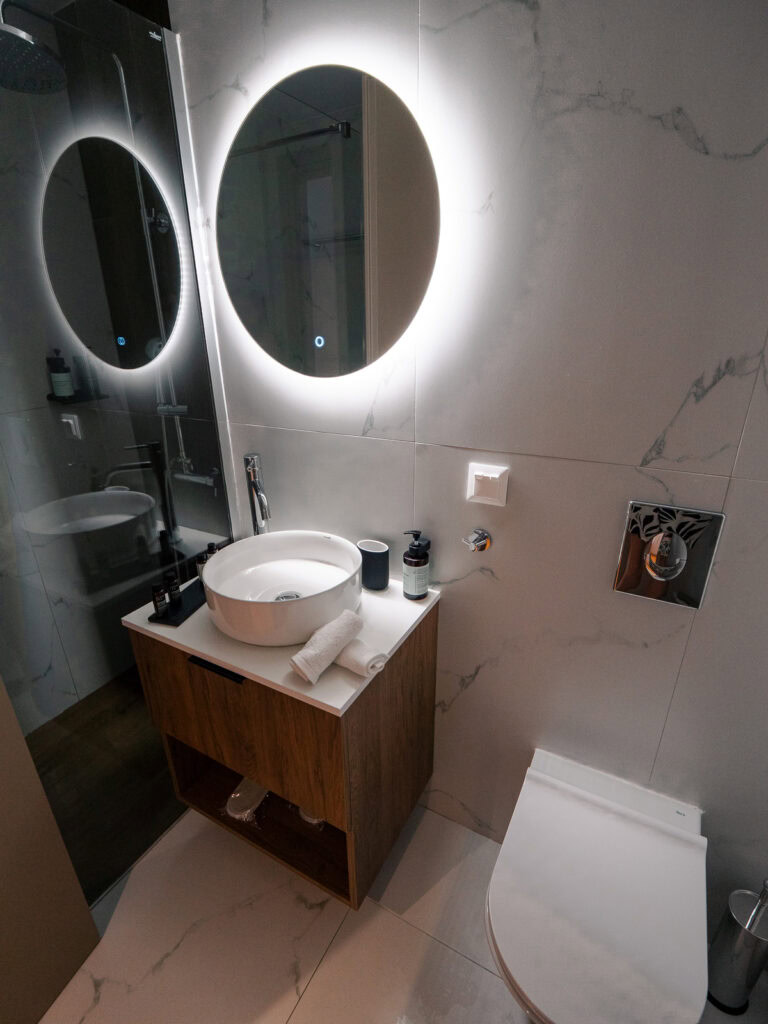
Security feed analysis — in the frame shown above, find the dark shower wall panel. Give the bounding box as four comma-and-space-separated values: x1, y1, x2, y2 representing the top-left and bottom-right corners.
113, 0, 171, 30
0, 0, 230, 912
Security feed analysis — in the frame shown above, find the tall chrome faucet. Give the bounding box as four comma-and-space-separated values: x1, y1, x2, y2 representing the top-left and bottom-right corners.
244, 453, 270, 534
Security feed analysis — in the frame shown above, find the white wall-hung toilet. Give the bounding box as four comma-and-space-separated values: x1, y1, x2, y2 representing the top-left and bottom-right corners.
486, 750, 708, 1024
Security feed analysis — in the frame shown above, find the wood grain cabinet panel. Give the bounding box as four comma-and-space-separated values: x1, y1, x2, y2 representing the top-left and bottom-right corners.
344, 604, 438, 903
128, 604, 438, 908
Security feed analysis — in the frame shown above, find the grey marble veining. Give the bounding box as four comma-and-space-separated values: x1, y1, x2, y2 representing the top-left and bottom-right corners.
0, 572, 78, 734
369, 805, 501, 974
0, 443, 37, 580
421, 0, 541, 36
188, 74, 251, 112
166, 0, 768, 930
537, 81, 768, 162
39, 812, 349, 1024
227, 423, 415, 551
46, 587, 134, 701
415, 442, 729, 839
170, 0, 420, 442
415, 0, 768, 472
41, 807, 536, 1024
432, 565, 501, 587
290, 898, 520, 1023
423, 786, 499, 837
733, 349, 768, 481
650, 477, 768, 931
436, 652, 505, 715
639, 353, 764, 469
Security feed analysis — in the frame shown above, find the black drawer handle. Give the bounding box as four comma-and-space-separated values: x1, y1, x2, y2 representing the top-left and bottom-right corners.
188, 655, 244, 685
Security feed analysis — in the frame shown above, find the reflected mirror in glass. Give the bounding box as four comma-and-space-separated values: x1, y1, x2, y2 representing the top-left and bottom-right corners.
217, 65, 439, 377
43, 137, 181, 370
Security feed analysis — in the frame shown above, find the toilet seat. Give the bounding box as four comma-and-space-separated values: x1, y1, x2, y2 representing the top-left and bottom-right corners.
486, 750, 708, 1024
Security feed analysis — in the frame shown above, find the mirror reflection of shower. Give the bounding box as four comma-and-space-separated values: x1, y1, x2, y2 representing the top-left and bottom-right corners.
0, 0, 232, 911
0, 0, 67, 94
218, 65, 439, 377
7, 0, 201, 536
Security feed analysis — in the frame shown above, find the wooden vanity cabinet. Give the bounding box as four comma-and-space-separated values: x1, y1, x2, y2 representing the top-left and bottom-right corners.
129, 605, 438, 908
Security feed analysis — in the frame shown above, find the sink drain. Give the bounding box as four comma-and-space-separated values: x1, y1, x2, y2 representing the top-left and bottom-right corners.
274, 591, 302, 602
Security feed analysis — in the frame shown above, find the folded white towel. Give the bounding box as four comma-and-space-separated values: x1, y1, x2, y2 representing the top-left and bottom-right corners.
290, 609, 363, 685
335, 638, 387, 677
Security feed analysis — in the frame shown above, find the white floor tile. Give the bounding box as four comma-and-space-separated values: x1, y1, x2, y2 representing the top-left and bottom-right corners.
42, 790, 734, 1024
289, 899, 525, 1024
369, 805, 501, 973
40, 812, 348, 1024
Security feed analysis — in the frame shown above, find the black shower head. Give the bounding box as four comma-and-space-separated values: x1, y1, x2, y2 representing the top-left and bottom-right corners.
0, 14, 66, 93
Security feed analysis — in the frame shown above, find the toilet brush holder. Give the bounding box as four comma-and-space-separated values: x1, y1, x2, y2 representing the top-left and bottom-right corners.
708, 883, 768, 1014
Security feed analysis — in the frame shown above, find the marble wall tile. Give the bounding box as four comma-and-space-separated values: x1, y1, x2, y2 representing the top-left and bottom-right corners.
219, 339, 417, 443
227, 423, 414, 548
0, 443, 36, 579
0, 408, 103, 512
0, 253, 61, 418
650, 477, 768, 929
415, 0, 768, 472
45, 588, 135, 702
415, 443, 729, 839
167, 0, 768, 922
0, 93, 64, 418
0, 571, 78, 736
175, 0, 419, 133
732, 355, 768, 481
535, 0, 768, 148
170, 0, 420, 441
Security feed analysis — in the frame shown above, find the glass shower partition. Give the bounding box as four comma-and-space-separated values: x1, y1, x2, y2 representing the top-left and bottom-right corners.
0, 0, 231, 906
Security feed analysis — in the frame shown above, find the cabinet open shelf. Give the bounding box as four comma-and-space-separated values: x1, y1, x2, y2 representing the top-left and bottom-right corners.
128, 601, 438, 909
165, 736, 350, 901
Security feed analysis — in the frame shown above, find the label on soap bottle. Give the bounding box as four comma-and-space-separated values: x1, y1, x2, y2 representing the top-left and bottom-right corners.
403, 562, 429, 598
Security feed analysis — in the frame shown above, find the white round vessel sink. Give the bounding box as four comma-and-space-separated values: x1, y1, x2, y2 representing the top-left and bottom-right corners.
22, 489, 158, 584
24, 489, 156, 536
202, 530, 362, 646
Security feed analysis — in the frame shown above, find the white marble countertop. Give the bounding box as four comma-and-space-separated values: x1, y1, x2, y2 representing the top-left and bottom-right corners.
122, 581, 439, 716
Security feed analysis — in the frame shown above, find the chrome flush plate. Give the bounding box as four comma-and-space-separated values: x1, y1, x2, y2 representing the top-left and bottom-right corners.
614, 501, 725, 609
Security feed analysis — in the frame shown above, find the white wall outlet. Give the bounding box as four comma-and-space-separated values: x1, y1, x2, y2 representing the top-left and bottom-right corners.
466, 462, 509, 506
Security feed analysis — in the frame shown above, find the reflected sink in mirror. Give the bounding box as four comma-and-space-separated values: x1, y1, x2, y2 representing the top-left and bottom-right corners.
22, 488, 158, 588
202, 530, 362, 646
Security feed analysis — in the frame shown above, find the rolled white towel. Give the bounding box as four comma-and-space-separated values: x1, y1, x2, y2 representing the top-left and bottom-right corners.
335, 638, 387, 677
290, 609, 363, 685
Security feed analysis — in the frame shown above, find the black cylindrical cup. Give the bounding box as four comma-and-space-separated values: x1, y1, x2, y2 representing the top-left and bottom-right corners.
358, 539, 389, 591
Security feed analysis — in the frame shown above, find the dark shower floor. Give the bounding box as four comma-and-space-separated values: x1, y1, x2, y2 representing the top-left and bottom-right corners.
26, 666, 184, 906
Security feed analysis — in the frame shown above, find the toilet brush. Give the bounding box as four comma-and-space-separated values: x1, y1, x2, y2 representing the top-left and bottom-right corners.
708, 878, 768, 1013
744, 880, 768, 934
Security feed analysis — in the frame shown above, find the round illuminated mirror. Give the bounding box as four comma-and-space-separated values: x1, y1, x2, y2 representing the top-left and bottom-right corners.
217, 65, 439, 377
43, 138, 181, 370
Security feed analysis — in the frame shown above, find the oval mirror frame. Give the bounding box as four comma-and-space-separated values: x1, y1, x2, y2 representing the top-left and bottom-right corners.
43, 137, 182, 370
217, 65, 439, 378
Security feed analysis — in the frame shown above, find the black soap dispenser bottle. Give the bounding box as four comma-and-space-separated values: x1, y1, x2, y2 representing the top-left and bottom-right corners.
403, 530, 431, 600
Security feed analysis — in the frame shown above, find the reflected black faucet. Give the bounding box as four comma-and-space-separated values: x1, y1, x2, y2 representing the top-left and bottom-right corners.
104, 441, 178, 543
